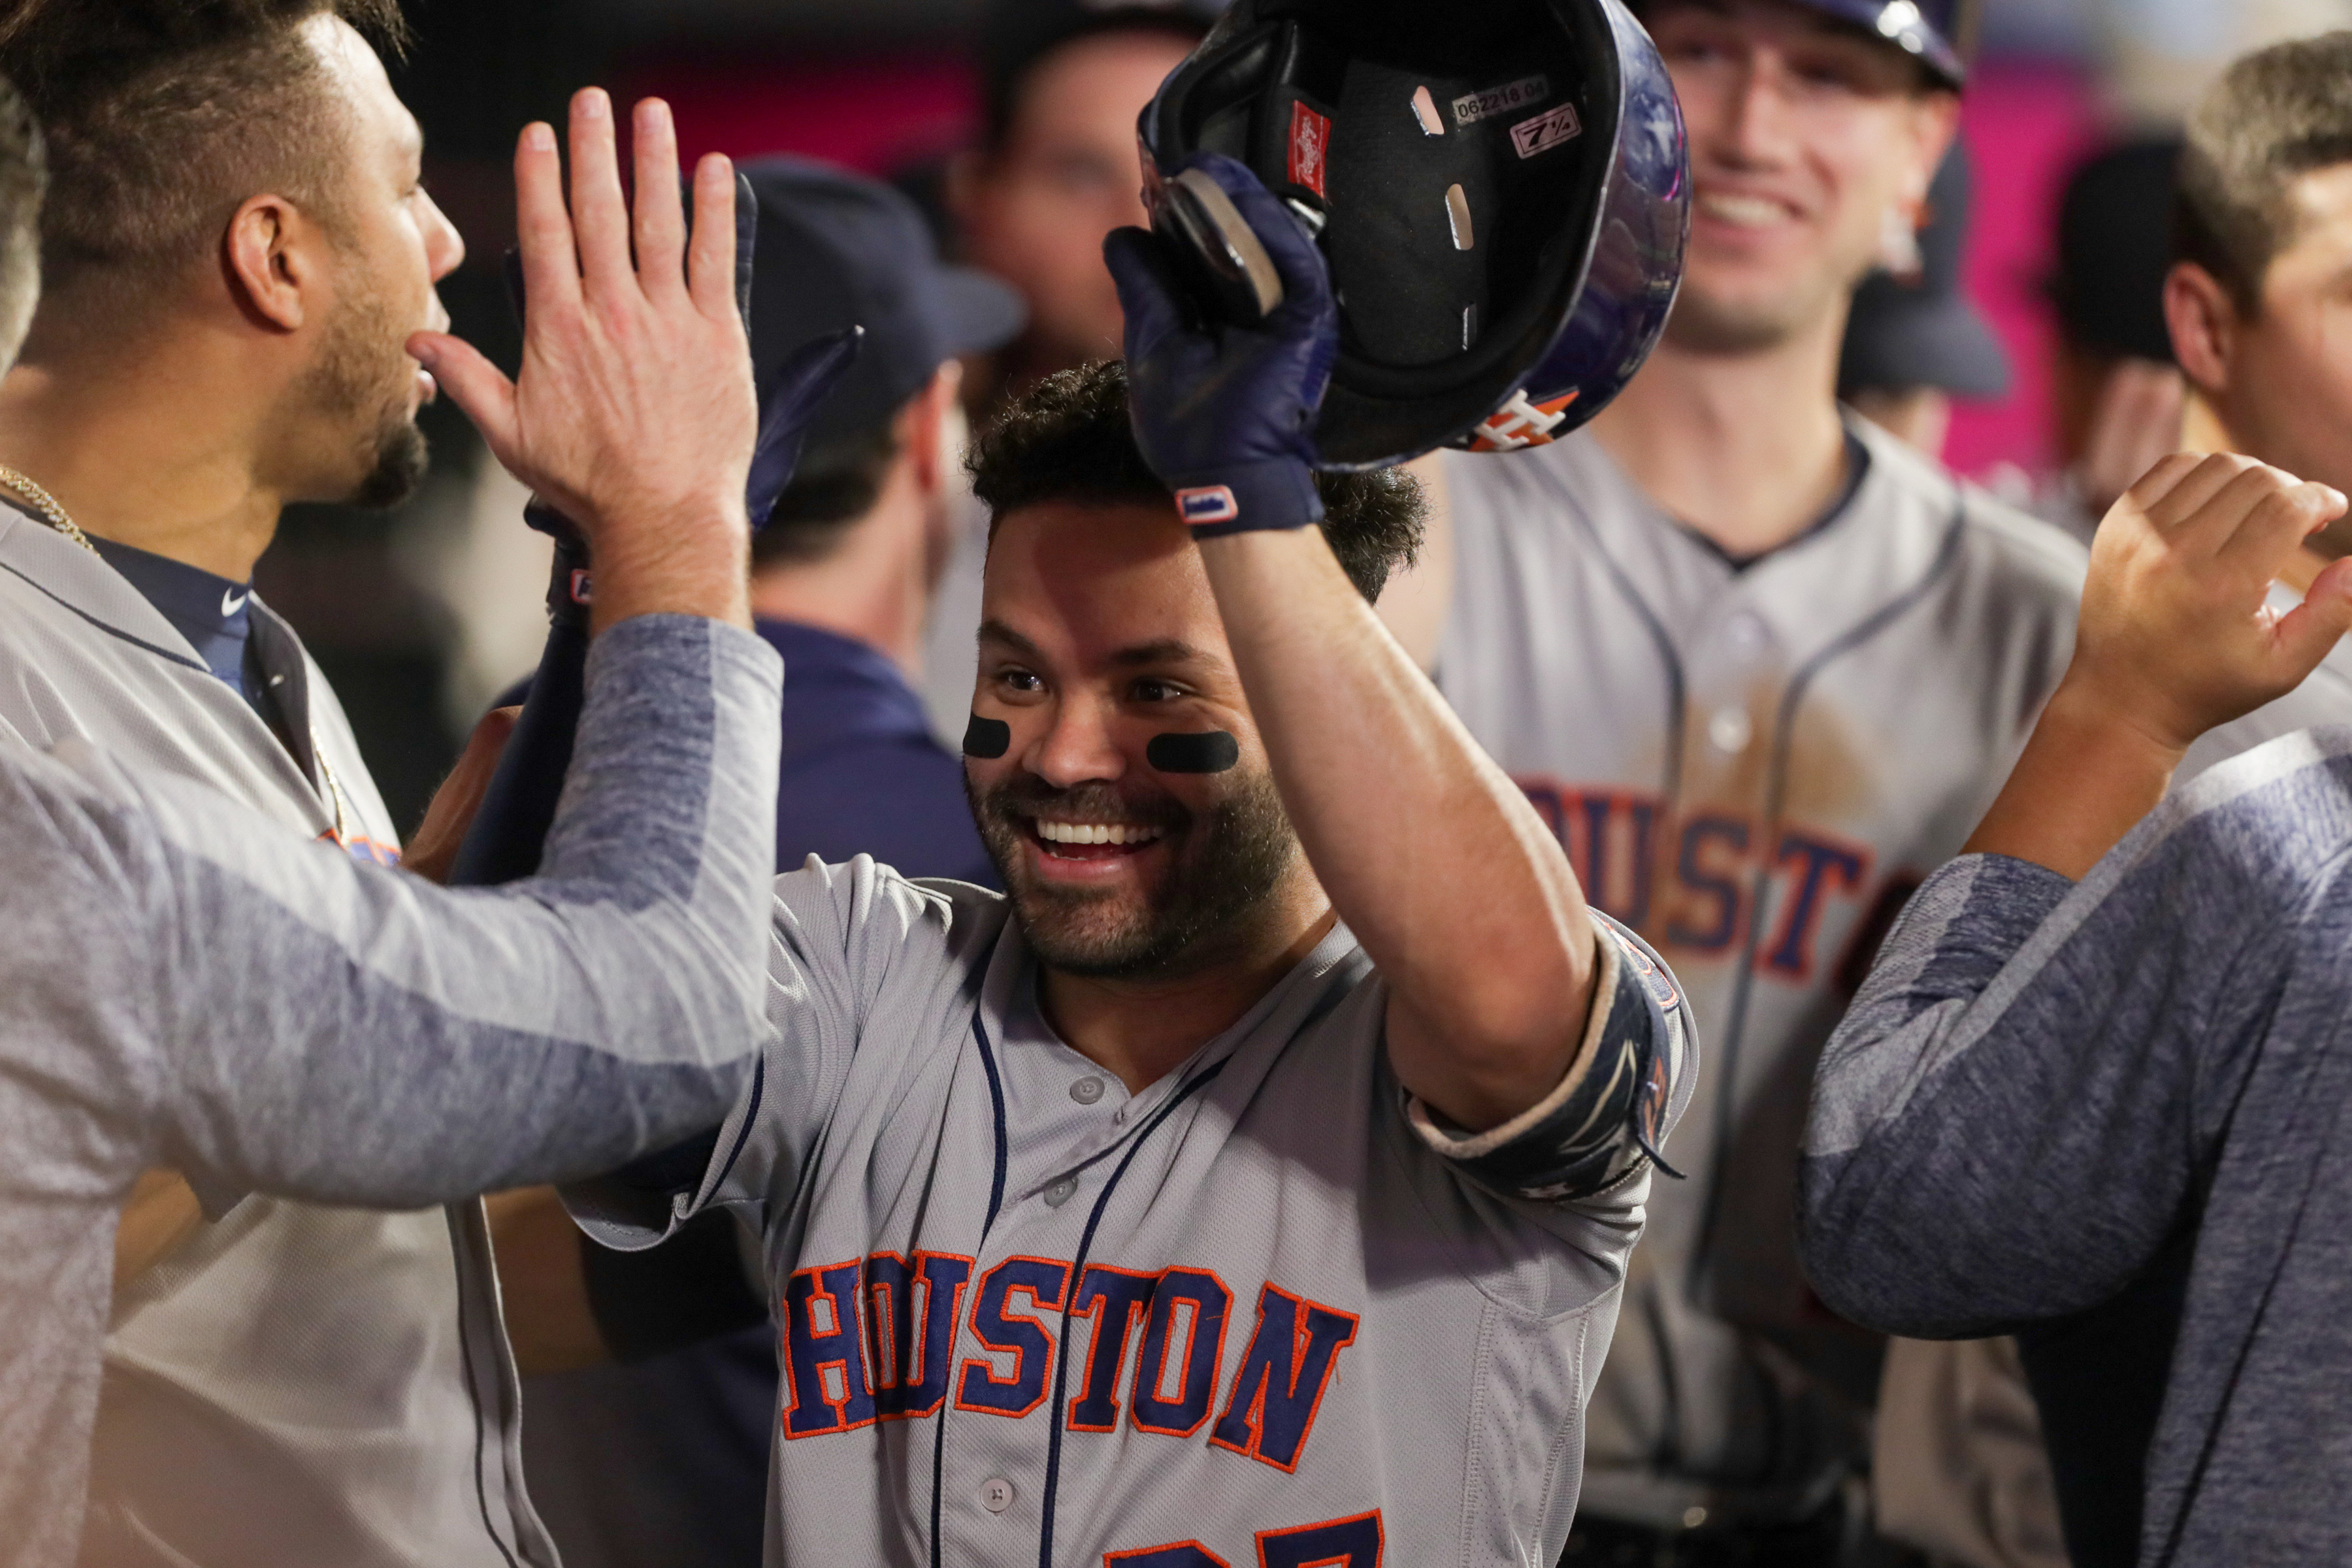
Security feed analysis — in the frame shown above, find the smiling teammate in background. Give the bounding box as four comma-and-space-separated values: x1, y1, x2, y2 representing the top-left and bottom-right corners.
0, 3, 554, 1561
1399, 0, 2089, 1559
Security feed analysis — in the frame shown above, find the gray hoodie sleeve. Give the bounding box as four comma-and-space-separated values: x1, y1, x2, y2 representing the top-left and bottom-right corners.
1797, 752, 2319, 1339
0, 613, 782, 1209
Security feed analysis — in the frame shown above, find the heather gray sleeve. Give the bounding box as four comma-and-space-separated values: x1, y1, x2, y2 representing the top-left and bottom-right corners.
16, 614, 783, 1208
1799, 800, 2296, 1339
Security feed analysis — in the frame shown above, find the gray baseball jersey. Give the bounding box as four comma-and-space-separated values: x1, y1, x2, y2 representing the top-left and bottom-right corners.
1433, 417, 2087, 1525
0, 509, 557, 1566
569, 869, 1697, 1567
0, 615, 781, 1568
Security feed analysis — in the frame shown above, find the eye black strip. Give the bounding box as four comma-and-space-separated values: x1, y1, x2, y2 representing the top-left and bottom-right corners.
1145, 730, 1239, 773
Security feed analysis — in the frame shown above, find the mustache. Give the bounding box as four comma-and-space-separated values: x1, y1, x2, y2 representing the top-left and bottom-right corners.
973, 776, 1189, 833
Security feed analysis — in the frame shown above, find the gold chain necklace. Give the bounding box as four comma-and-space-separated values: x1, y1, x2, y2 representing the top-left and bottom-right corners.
0, 463, 353, 843
0, 464, 98, 555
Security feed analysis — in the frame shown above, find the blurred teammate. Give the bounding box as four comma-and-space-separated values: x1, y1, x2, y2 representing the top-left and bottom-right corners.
1414, 1, 2089, 1559
1965, 38, 2352, 1568
0, 84, 800, 1568
1801, 451, 2352, 1568
2164, 33, 2352, 778
951, 0, 1223, 397
922, 0, 1226, 737
2034, 139, 2187, 539
502, 157, 1024, 1568
0, 5, 566, 1562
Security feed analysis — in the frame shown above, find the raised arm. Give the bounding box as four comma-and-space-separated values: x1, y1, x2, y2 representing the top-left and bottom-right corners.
84, 613, 781, 1209
0, 91, 806, 1207
1103, 158, 1607, 1135
1964, 451, 2352, 877
1803, 451, 2352, 1332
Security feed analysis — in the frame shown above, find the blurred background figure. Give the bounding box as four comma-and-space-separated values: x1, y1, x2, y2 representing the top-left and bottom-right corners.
947, 0, 1223, 402
497, 157, 1021, 1568
2031, 138, 2187, 537
1840, 146, 2015, 457
918, 0, 1229, 738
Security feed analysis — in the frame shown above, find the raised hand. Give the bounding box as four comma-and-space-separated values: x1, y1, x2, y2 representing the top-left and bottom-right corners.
1966, 451, 2352, 879
1102, 153, 1337, 537
2075, 451, 2352, 752
410, 92, 759, 631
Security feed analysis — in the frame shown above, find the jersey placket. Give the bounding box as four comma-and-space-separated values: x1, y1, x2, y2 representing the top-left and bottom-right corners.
932, 979, 1237, 1565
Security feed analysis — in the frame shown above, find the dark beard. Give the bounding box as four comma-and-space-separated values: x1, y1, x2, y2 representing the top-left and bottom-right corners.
350, 419, 429, 510
966, 765, 1298, 980
304, 284, 430, 510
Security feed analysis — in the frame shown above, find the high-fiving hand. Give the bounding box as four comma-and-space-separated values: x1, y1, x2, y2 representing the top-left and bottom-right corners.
410, 91, 759, 632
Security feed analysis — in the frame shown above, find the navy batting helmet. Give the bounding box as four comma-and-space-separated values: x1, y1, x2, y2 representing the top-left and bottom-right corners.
1137, 0, 1689, 467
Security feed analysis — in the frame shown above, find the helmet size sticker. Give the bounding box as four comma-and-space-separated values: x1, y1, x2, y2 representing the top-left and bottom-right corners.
1287, 101, 1331, 199
1452, 74, 1550, 127
1511, 102, 1584, 159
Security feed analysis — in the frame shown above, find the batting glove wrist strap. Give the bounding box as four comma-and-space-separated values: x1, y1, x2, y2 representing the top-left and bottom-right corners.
1173, 459, 1325, 538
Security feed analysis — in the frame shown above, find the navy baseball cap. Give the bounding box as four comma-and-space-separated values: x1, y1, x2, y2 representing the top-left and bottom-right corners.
1638, 0, 1972, 88
2044, 139, 2181, 365
1838, 144, 2009, 399
1793, 0, 1972, 87
979, 0, 1232, 143
742, 157, 1027, 444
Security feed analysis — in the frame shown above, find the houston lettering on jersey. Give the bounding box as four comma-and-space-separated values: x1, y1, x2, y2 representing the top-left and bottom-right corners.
779, 1251, 1359, 1473
1516, 779, 1886, 982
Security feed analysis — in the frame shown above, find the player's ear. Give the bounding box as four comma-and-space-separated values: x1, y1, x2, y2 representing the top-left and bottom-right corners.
222, 193, 321, 334
2164, 261, 2238, 399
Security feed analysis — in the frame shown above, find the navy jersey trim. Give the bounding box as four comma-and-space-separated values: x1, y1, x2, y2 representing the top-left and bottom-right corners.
1035, 1058, 1231, 1568
1554, 488, 1689, 833
930, 1010, 1015, 1568
974, 1012, 1010, 1232
701, 1056, 767, 1206
0, 555, 214, 678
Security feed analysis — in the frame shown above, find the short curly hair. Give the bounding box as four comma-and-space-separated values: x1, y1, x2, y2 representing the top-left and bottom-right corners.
968, 359, 1424, 602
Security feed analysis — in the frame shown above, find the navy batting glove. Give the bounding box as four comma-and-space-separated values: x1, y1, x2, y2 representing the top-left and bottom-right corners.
1105, 152, 1337, 538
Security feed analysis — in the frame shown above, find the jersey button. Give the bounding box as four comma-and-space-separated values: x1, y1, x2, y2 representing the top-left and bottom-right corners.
1070, 1076, 1106, 1105
1045, 1178, 1077, 1207
981, 1478, 1016, 1513
1707, 706, 1752, 755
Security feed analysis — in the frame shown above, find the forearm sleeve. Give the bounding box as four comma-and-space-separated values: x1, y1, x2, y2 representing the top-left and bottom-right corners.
1799, 840, 2267, 1338
118, 615, 783, 1207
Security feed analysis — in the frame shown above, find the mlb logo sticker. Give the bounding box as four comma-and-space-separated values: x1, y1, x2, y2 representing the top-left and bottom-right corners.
1287, 101, 1330, 199
1511, 102, 1582, 160
569, 567, 594, 605
1176, 485, 1241, 526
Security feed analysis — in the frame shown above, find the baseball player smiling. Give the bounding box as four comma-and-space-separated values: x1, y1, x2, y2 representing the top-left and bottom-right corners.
1411, 0, 2089, 1556
565, 155, 1695, 1568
